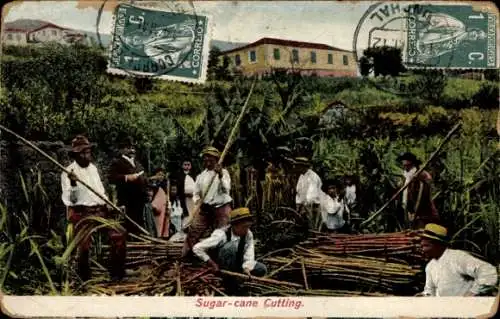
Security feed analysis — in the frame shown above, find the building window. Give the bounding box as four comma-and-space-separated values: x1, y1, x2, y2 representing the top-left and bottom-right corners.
328, 53, 333, 64
16, 34, 21, 41
52, 30, 57, 36
42, 30, 46, 36
343, 55, 349, 65
310, 51, 316, 64
249, 50, 256, 63
273, 48, 280, 60
235, 54, 241, 66
292, 49, 299, 63
7, 34, 13, 40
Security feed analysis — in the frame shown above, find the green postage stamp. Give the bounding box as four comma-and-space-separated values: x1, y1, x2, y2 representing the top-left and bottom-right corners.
406, 4, 497, 68
107, 3, 211, 83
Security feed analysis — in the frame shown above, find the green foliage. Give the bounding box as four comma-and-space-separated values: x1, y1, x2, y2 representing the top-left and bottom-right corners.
441, 78, 482, 109
300, 76, 364, 100
378, 105, 453, 136
335, 87, 404, 108
207, 46, 233, 81
472, 81, 499, 109
415, 70, 447, 104
483, 69, 499, 82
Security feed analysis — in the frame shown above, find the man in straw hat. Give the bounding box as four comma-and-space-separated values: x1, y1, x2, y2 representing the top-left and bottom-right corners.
108, 135, 148, 236
397, 152, 439, 229
182, 146, 233, 257
61, 135, 127, 281
417, 223, 498, 296
193, 207, 267, 294
294, 157, 323, 230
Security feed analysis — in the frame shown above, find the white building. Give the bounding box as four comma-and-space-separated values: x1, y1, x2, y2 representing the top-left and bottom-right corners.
2, 19, 88, 46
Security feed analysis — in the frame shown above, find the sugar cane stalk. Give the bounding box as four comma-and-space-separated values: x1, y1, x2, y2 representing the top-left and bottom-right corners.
183, 79, 257, 230
219, 269, 303, 288
359, 123, 461, 229
0, 124, 150, 235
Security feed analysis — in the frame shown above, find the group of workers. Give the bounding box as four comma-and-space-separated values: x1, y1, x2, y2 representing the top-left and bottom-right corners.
61, 135, 266, 292
60, 134, 498, 296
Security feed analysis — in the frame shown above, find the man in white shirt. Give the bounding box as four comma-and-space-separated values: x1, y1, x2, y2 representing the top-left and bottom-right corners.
418, 223, 498, 296
319, 180, 350, 233
182, 146, 233, 257
178, 160, 196, 219
61, 135, 127, 281
294, 157, 323, 230
193, 207, 267, 295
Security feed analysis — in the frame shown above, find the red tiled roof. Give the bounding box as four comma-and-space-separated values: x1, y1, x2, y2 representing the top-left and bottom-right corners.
4, 19, 50, 32
4, 28, 28, 32
29, 23, 67, 33
222, 37, 352, 54
3, 20, 67, 34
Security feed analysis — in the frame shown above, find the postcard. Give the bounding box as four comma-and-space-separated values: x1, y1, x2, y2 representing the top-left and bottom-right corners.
0, 0, 498, 318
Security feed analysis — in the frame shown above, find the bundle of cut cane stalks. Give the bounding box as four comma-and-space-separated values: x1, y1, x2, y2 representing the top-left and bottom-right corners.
88, 263, 224, 296
100, 241, 183, 268
262, 248, 422, 294
91, 231, 425, 296
258, 231, 425, 295
300, 230, 423, 262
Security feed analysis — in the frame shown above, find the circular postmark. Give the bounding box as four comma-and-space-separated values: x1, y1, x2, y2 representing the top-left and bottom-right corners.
101, 0, 209, 81
353, 2, 459, 96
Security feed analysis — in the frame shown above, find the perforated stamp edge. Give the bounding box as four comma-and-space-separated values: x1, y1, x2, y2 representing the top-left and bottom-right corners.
106, 1, 213, 85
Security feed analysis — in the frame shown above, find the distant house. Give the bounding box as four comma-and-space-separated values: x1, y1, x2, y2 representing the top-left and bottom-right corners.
2, 19, 87, 46
221, 37, 358, 77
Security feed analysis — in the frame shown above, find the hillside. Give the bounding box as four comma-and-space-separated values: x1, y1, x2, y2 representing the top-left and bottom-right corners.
210, 39, 248, 51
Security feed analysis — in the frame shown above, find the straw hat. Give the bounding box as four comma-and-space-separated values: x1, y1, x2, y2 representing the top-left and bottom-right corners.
420, 223, 449, 244
230, 207, 253, 224
293, 157, 310, 166
71, 135, 92, 153
201, 146, 221, 158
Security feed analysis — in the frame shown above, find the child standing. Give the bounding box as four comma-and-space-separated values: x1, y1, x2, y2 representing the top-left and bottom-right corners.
168, 182, 187, 242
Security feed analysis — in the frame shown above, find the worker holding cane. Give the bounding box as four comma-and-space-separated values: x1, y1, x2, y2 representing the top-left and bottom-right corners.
181, 146, 233, 258
61, 135, 127, 281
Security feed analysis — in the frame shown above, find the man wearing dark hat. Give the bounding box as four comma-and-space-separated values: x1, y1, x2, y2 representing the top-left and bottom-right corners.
182, 146, 233, 257
398, 152, 439, 229
418, 224, 498, 296
108, 136, 148, 236
193, 207, 267, 295
61, 135, 127, 281
294, 157, 323, 230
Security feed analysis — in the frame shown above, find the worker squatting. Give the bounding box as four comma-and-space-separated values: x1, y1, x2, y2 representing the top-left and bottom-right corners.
195, 297, 304, 309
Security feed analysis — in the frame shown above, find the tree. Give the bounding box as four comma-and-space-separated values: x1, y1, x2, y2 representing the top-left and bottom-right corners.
207, 46, 232, 81
413, 69, 447, 104
360, 46, 406, 77
359, 56, 372, 77
484, 69, 499, 82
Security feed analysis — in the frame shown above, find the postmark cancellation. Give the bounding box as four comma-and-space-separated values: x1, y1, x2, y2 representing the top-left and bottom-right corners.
107, 3, 212, 84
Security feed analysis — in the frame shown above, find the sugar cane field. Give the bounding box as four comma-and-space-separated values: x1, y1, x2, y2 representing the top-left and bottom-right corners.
0, 44, 499, 297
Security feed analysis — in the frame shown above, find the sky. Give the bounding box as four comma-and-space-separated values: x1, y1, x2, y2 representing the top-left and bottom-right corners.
2, 0, 381, 51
